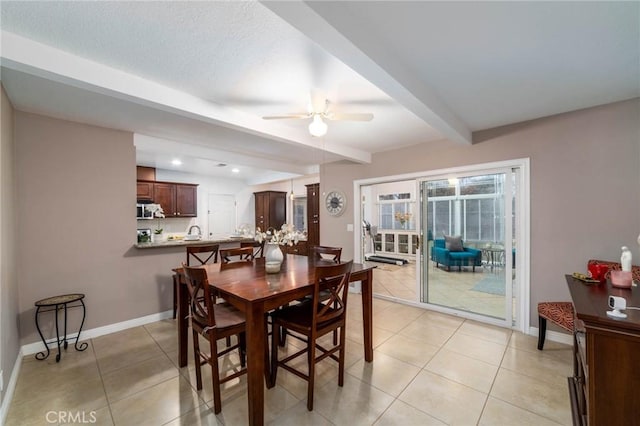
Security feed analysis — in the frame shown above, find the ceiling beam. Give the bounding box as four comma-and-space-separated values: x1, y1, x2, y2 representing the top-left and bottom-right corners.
263, 1, 472, 145
0, 30, 373, 163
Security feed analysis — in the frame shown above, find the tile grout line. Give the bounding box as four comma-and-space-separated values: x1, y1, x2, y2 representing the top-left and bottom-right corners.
90, 339, 117, 426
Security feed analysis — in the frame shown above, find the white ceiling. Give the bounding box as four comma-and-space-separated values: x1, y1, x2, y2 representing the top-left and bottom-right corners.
1, 1, 638, 184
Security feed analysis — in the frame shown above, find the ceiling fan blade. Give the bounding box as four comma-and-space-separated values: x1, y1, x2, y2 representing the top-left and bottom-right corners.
262, 114, 310, 120
326, 112, 374, 122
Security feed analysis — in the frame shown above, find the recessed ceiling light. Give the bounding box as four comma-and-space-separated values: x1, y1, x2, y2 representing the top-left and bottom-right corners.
232, 168, 240, 173
171, 159, 182, 166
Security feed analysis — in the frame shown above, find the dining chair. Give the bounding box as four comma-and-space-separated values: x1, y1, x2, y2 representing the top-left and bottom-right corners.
173, 244, 220, 319
220, 247, 255, 265
182, 264, 247, 414
270, 260, 353, 410
312, 245, 342, 262
241, 240, 265, 258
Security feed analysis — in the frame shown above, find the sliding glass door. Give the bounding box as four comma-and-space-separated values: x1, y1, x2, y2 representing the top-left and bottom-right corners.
419, 168, 517, 325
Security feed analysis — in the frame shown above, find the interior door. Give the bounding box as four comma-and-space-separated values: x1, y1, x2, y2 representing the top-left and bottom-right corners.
208, 194, 236, 239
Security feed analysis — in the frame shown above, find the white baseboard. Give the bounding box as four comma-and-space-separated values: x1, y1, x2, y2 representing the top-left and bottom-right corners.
0, 349, 23, 426
21, 309, 173, 356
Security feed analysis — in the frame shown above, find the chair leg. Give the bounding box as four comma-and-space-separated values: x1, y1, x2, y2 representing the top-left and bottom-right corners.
270, 323, 280, 385
537, 316, 547, 350
333, 301, 339, 345
338, 326, 346, 387
172, 275, 178, 319
192, 329, 203, 390
307, 336, 315, 411
209, 334, 223, 414
238, 332, 246, 368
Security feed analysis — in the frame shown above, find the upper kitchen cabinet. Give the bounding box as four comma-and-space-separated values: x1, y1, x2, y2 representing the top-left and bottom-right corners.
136, 180, 154, 201
254, 191, 286, 231
136, 166, 156, 181
306, 183, 320, 248
154, 182, 198, 217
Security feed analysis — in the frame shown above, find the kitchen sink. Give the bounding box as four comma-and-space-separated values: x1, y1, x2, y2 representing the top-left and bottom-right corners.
183, 235, 201, 241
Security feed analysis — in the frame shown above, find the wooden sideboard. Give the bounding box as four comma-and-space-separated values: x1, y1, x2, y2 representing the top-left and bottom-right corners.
566, 275, 640, 425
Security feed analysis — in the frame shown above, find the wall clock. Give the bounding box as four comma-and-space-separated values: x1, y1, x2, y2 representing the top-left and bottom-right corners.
325, 190, 346, 216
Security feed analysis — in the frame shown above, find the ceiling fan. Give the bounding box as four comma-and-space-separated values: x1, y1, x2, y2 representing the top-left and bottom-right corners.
262, 99, 374, 137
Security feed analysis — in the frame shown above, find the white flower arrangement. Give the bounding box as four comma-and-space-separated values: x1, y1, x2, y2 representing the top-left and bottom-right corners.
255, 224, 302, 246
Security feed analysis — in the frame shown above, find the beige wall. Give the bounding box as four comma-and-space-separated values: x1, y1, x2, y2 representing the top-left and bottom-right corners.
8, 99, 640, 347
320, 99, 640, 326
14, 112, 190, 345
1, 85, 18, 408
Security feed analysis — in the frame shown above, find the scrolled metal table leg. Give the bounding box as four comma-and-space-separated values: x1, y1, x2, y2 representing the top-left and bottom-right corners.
74, 299, 88, 352
34, 306, 50, 361
63, 302, 69, 350
54, 304, 62, 362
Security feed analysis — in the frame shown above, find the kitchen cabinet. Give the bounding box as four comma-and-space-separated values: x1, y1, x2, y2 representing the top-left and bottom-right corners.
154, 182, 198, 217
136, 166, 156, 181
136, 180, 154, 201
306, 183, 320, 249
254, 191, 286, 231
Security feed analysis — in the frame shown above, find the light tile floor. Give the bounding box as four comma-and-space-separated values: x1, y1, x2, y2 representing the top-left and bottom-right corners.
6, 295, 573, 425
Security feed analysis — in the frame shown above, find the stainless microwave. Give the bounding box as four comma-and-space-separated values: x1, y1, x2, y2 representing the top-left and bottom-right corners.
136, 203, 154, 219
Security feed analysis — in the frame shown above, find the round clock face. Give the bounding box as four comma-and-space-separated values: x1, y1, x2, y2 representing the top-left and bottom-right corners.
325, 190, 346, 216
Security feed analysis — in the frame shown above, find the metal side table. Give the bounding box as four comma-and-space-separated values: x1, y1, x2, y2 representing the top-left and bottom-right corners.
34, 293, 88, 362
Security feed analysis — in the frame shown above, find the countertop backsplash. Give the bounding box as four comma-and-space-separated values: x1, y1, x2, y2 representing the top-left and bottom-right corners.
137, 217, 198, 239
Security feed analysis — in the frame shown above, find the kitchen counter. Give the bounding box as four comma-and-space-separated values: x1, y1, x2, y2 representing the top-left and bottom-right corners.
135, 237, 254, 249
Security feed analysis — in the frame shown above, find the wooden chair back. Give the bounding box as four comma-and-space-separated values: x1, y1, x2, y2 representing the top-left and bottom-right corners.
186, 244, 219, 266
241, 240, 265, 258
220, 247, 254, 265
312, 261, 352, 325
312, 246, 342, 263
181, 264, 216, 328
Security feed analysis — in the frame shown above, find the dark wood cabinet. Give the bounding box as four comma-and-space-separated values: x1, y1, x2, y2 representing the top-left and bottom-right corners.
566, 275, 640, 426
154, 182, 198, 217
283, 240, 308, 256
136, 166, 156, 181
306, 183, 320, 249
136, 180, 154, 201
254, 191, 286, 231
176, 184, 197, 216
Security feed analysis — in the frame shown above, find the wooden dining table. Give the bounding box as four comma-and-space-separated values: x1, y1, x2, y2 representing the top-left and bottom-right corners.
174, 254, 375, 425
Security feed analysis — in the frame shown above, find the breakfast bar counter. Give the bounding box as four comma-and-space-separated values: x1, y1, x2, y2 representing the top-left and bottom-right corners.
134, 237, 254, 249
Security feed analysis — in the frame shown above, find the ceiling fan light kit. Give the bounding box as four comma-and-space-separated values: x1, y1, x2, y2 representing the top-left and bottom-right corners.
309, 115, 328, 137
263, 98, 373, 137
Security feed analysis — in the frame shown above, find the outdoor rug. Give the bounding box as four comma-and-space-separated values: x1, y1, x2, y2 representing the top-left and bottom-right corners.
471, 273, 506, 296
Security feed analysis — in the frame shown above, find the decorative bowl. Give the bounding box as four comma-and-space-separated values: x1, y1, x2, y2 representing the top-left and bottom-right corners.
611, 270, 632, 288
